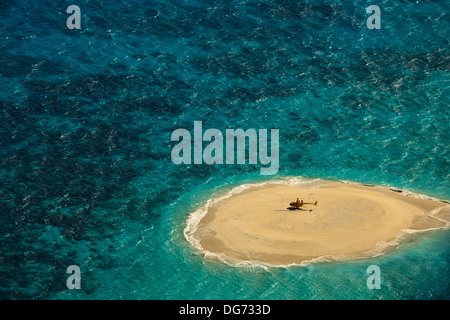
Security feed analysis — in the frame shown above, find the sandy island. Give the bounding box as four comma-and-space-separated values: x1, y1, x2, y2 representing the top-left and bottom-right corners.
186, 179, 450, 266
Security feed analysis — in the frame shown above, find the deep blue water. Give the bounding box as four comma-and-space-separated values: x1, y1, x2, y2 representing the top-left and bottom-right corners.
0, 0, 448, 299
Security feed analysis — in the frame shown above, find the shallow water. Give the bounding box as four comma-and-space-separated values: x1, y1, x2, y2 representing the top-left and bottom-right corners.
0, 0, 448, 299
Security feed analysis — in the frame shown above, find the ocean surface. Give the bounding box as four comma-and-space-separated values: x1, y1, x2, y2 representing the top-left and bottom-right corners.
0, 0, 448, 299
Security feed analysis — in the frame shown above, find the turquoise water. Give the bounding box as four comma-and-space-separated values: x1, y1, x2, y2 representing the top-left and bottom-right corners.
0, 0, 448, 299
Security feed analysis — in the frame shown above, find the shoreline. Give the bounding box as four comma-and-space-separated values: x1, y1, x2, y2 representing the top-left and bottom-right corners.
183, 178, 450, 267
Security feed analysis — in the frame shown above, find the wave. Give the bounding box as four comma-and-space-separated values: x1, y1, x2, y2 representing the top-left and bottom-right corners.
183, 177, 450, 268
369, 206, 450, 258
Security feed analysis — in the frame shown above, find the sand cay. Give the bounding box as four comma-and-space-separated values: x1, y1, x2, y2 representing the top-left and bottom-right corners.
185, 179, 450, 266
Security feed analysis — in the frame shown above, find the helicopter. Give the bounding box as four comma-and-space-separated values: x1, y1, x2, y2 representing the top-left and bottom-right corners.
288, 198, 318, 211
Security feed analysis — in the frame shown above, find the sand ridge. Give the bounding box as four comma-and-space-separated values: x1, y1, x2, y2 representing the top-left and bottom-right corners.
185, 179, 450, 266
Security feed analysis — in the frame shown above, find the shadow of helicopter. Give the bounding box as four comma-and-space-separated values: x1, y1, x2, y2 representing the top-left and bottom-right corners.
286, 207, 313, 212
286, 198, 318, 212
